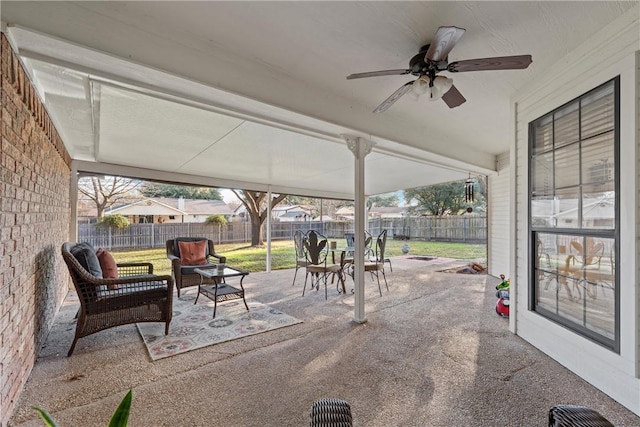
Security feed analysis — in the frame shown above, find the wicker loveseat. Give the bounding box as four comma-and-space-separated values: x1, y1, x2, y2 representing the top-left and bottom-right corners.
62, 242, 173, 356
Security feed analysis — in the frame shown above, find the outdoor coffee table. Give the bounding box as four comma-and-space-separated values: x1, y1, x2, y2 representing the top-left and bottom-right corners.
194, 266, 250, 318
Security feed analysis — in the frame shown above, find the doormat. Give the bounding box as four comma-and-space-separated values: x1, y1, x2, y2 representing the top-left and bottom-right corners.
407, 256, 437, 261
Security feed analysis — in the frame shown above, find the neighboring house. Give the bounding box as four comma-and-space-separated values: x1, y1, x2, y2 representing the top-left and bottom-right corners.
233, 204, 313, 222
335, 206, 405, 220
275, 205, 313, 222
105, 197, 233, 224
76, 199, 98, 224
369, 206, 406, 219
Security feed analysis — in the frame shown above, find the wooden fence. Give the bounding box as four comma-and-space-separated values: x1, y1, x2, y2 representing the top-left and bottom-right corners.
78, 216, 486, 250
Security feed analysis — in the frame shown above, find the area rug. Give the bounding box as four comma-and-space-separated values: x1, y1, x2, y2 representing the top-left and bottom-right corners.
137, 293, 303, 360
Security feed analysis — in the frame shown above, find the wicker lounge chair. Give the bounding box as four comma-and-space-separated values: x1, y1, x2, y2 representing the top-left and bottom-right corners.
166, 238, 227, 297
62, 242, 173, 356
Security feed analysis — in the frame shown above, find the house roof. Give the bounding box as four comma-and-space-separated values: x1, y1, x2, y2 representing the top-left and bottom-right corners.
370, 207, 406, 215
2, 2, 635, 198
155, 198, 234, 216
106, 198, 232, 216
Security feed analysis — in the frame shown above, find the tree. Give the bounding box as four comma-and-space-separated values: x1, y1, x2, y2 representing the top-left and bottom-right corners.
283, 195, 344, 220
205, 214, 228, 226
97, 214, 130, 229
78, 176, 141, 219
140, 183, 222, 200
232, 190, 287, 246
404, 180, 467, 216
470, 175, 488, 214
367, 192, 399, 209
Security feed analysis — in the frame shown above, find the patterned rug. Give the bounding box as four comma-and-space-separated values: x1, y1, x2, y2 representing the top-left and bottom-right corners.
137, 292, 303, 360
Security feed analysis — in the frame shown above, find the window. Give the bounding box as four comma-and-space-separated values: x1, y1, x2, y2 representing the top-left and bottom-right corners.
529, 78, 619, 351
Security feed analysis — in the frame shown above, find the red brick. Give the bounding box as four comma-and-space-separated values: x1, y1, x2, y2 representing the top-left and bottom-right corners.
0, 33, 71, 427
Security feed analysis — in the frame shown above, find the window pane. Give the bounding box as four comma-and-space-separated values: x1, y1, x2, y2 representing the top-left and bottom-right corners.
532, 152, 553, 194
557, 276, 583, 323
555, 187, 580, 228
585, 283, 615, 340
582, 133, 614, 185
554, 103, 579, 148
536, 271, 557, 313
531, 195, 555, 227
554, 143, 580, 188
537, 233, 561, 274
533, 114, 553, 153
581, 84, 614, 139
582, 186, 614, 229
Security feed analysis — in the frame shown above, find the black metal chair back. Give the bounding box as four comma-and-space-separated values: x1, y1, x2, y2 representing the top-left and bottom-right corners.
303, 230, 328, 265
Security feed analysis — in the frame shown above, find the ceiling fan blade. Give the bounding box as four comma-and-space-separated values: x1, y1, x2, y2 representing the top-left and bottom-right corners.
441, 84, 466, 108
448, 55, 532, 72
347, 69, 412, 80
373, 81, 414, 113
425, 26, 466, 62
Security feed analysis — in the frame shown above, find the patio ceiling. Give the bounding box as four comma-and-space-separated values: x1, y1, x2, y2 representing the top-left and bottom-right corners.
1, 1, 635, 198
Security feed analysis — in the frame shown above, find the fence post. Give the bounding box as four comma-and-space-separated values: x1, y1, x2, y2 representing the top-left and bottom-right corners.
463, 217, 467, 241
108, 227, 112, 251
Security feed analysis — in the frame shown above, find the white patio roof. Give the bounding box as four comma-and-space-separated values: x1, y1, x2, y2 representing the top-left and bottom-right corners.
2, 1, 634, 198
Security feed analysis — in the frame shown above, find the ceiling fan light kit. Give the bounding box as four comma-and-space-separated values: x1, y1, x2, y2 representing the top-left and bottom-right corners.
347, 26, 532, 113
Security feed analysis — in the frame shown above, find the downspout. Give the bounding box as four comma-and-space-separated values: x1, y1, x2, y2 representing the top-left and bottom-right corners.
509, 102, 519, 334
70, 162, 79, 241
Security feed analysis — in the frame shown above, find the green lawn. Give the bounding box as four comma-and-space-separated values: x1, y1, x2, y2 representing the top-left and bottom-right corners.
111, 239, 486, 276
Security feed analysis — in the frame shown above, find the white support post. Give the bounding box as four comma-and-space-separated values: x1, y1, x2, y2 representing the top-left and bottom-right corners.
266, 187, 272, 273
343, 135, 374, 323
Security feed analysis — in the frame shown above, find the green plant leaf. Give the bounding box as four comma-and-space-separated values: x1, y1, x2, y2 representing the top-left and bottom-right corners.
107, 390, 132, 427
32, 406, 59, 427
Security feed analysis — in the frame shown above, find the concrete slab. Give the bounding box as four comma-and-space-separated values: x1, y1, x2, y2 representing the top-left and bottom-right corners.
8, 257, 639, 426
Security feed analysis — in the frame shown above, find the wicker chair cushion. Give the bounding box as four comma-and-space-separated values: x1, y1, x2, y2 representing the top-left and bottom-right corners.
178, 240, 208, 265
173, 238, 210, 257
70, 242, 103, 278
96, 278, 166, 299
96, 248, 119, 289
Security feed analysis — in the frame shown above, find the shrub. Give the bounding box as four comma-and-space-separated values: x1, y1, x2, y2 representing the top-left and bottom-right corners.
97, 214, 130, 230
205, 214, 228, 226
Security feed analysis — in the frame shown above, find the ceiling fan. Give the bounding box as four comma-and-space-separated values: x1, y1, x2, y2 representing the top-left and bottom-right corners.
346, 26, 532, 113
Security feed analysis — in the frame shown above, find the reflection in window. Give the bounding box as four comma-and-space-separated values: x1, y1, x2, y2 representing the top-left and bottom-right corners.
529, 77, 618, 350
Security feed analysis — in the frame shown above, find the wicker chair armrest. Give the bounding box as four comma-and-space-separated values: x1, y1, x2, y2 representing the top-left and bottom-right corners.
167, 254, 180, 261
116, 262, 154, 275
209, 253, 227, 264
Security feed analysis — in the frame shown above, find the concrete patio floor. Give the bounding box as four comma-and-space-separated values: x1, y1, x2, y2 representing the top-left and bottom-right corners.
9, 256, 640, 426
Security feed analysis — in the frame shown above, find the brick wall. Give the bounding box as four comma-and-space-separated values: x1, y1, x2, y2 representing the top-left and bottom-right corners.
0, 34, 71, 427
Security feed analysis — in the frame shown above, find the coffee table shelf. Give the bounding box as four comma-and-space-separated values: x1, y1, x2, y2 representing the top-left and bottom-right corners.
194, 267, 250, 318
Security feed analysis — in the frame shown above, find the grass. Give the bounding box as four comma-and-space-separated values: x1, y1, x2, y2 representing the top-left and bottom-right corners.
111, 239, 486, 276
